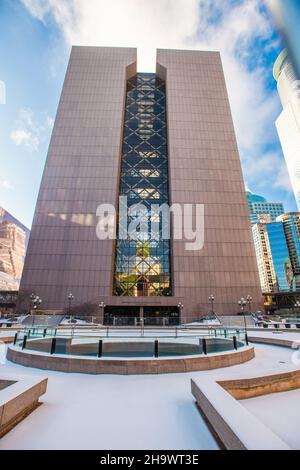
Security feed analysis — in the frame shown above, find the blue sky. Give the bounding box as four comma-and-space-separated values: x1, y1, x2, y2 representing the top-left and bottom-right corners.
0, 0, 297, 229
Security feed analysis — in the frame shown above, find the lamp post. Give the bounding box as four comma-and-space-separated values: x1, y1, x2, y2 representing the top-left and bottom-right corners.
30, 293, 42, 311
246, 295, 253, 314
177, 302, 184, 324
99, 301, 106, 326
294, 301, 300, 315
29, 294, 42, 328
209, 294, 215, 315
238, 297, 247, 332
67, 293, 74, 323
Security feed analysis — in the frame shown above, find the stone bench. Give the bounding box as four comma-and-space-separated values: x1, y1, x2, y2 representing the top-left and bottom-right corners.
191, 377, 290, 450
0, 375, 48, 438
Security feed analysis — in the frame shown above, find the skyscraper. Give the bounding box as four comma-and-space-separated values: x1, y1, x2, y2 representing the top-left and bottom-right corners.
274, 49, 300, 210
252, 221, 292, 292
247, 191, 284, 224
277, 213, 300, 289
20, 47, 262, 321
0, 207, 29, 290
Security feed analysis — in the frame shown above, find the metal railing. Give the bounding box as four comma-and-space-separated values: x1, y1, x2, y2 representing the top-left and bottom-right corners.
13, 326, 248, 359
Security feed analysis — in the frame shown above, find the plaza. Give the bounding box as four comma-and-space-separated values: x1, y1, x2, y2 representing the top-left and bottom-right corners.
1, 323, 300, 450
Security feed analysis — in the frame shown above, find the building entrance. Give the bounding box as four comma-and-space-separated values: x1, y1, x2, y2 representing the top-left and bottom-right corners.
104, 305, 180, 326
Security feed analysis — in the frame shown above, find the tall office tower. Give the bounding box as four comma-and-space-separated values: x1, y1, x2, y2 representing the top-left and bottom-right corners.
252, 221, 292, 292
247, 191, 284, 224
277, 213, 300, 289
274, 49, 300, 210
20, 47, 262, 322
0, 207, 29, 290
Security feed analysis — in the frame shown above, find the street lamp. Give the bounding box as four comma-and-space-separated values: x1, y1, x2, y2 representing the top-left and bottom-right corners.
67, 293, 74, 323
246, 295, 253, 314
238, 297, 247, 313
294, 301, 300, 316
238, 297, 247, 332
209, 294, 215, 315
177, 302, 184, 324
30, 293, 42, 311
99, 301, 106, 325
29, 294, 42, 327
68, 293, 74, 313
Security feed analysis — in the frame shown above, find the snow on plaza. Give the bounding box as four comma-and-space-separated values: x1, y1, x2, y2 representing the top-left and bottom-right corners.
1, 326, 300, 451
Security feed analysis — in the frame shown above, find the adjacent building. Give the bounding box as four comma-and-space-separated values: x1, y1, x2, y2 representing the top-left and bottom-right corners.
253, 212, 300, 293
277, 213, 300, 289
274, 49, 300, 211
20, 47, 262, 322
247, 191, 284, 224
252, 221, 292, 292
0, 207, 29, 290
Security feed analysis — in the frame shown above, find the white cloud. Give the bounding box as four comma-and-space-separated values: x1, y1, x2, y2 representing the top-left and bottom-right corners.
21, 0, 291, 196
46, 115, 54, 128
10, 107, 52, 151
245, 150, 293, 193
10, 128, 38, 149
21, 0, 53, 22
0, 179, 14, 190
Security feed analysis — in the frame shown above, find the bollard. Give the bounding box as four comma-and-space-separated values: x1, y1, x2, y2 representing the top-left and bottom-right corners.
13, 332, 18, 345
175, 327, 178, 338
27, 329, 31, 339
43, 328, 47, 338
98, 340, 103, 358
154, 340, 159, 358
233, 336, 238, 350
245, 333, 249, 346
22, 335, 27, 350
202, 338, 207, 355
224, 329, 227, 338
50, 337, 56, 355
106, 327, 109, 337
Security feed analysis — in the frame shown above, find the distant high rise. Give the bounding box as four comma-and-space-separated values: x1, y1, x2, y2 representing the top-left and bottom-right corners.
253, 212, 300, 292
277, 213, 300, 289
247, 191, 284, 224
252, 221, 292, 292
20, 46, 262, 320
0, 207, 29, 290
274, 49, 300, 210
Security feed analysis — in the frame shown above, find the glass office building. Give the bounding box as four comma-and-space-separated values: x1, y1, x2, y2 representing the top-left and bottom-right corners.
247, 191, 284, 224
277, 213, 300, 289
253, 222, 292, 292
266, 223, 292, 291
253, 213, 300, 292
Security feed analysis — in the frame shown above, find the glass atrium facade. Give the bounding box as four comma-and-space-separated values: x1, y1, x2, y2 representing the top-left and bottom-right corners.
113, 74, 171, 297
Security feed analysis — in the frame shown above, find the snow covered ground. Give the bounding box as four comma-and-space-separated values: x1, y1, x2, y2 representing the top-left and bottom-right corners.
0, 339, 298, 450
0, 346, 218, 450
241, 390, 300, 450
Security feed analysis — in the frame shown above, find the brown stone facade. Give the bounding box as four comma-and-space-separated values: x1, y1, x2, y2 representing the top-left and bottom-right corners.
20, 46, 262, 319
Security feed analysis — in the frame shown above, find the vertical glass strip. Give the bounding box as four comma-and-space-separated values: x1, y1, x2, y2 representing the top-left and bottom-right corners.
114, 73, 171, 297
